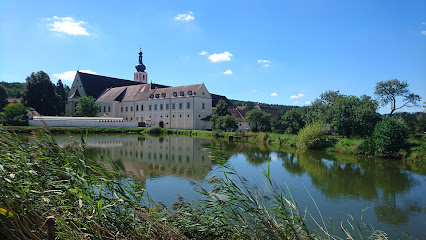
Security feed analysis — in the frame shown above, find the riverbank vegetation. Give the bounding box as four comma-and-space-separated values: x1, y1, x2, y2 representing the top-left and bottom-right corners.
1, 128, 391, 239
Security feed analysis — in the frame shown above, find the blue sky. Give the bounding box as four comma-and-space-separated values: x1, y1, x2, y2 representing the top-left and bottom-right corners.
1, 0, 425, 113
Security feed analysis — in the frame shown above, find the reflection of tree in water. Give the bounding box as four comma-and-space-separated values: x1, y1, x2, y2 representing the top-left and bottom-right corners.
279, 149, 420, 225
294, 150, 378, 200
279, 152, 304, 175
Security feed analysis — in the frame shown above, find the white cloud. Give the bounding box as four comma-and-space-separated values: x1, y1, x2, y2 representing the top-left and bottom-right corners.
208, 51, 233, 62
174, 11, 195, 21
421, 30, 426, 35
305, 101, 311, 105
290, 93, 304, 99
53, 70, 96, 81
294, 102, 299, 104
223, 70, 232, 75
257, 59, 271, 63
252, 90, 257, 92
48, 16, 89, 35
270, 92, 278, 97
264, 64, 270, 68
199, 51, 208, 55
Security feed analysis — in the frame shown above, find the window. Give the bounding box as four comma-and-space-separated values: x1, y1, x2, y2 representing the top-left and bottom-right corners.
121, 107, 123, 112
154, 104, 157, 110
149, 94, 154, 99
103, 106, 106, 112
149, 105, 152, 111
173, 92, 177, 97
202, 103, 205, 109
172, 103, 175, 109
136, 117, 138, 121
188, 90, 192, 95
136, 105, 139, 111
179, 103, 182, 109
126, 107, 128, 112
130, 106, 133, 111
180, 91, 184, 96
187, 102, 190, 109
141, 105, 144, 111
160, 104, 163, 110
166, 104, 169, 110
155, 94, 159, 98
99, 107, 101, 112
162, 93, 166, 98
108, 106, 111, 112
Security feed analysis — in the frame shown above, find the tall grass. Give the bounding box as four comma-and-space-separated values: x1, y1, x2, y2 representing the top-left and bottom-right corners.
0, 128, 389, 239
0, 128, 186, 239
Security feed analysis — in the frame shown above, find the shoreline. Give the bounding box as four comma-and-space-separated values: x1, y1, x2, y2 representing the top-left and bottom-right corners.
4, 125, 425, 163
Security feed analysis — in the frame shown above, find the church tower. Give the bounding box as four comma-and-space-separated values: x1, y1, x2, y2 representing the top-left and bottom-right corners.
134, 48, 148, 83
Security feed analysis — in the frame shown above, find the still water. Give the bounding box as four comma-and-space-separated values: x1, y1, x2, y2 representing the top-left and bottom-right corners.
51, 133, 425, 239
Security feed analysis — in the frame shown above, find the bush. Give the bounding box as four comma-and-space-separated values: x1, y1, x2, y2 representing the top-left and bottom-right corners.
146, 126, 163, 135
0, 102, 28, 126
372, 117, 408, 156
296, 121, 328, 150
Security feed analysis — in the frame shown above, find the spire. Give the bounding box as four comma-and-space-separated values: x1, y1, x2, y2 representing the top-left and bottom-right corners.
135, 48, 146, 72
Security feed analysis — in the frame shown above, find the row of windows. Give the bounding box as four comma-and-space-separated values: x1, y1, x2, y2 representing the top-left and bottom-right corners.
149, 90, 195, 99
100, 103, 206, 113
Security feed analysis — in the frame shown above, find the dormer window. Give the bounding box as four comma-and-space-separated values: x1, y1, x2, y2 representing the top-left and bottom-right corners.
173, 92, 177, 97
155, 94, 160, 98
161, 93, 166, 98
180, 91, 184, 96
187, 90, 192, 95
149, 94, 154, 99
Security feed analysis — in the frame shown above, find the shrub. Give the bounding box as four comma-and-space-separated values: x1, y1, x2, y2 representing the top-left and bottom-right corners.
296, 121, 328, 150
146, 126, 163, 135
372, 117, 408, 156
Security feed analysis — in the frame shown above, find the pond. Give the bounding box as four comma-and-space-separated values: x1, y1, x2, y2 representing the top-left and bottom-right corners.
37, 133, 426, 239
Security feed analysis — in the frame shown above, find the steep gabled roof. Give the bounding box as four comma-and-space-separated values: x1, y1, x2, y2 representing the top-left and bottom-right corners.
95, 86, 128, 102
96, 83, 207, 103
77, 71, 144, 99
211, 94, 233, 108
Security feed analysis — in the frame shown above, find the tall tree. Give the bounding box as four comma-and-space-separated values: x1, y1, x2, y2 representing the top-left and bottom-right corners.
75, 96, 99, 117
211, 99, 237, 132
215, 99, 230, 116
245, 108, 271, 132
0, 85, 8, 110
22, 71, 61, 116
54, 79, 67, 115
374, 79, 421, 116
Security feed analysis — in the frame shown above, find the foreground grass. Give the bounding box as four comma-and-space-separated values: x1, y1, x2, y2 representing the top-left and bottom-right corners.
0, 128, 391, 239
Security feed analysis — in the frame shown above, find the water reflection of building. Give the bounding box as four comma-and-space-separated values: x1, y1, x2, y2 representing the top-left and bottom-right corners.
85, 135, 212, 182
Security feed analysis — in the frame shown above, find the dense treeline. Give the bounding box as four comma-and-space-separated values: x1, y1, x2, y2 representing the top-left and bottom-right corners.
0, 71, 70, 125
230, 99, 298, 111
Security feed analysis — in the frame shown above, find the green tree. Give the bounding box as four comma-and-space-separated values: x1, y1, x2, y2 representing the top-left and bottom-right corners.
54, 79, 67, 115
374, 79, 421, 116
281, 108, 307, 134
75, 96, 99, 117
372, 117, 408, 156
211, 114, 238, 132
22, 71, 61, 116
0, 102, 28, 126
245, 108, 271, 132
0, 85, 8, 110
215, 99, 230, 116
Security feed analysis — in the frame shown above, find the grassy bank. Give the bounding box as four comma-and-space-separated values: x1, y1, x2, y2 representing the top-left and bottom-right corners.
5, 125, 424, 162
1, 128, 388, 239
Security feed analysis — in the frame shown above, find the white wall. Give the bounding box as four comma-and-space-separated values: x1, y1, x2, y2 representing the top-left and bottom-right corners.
29, 116, 138, 127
